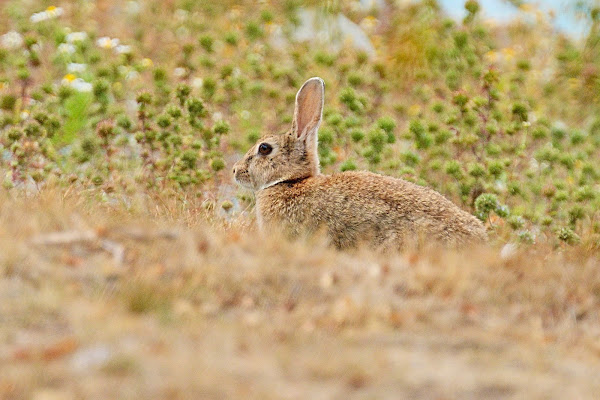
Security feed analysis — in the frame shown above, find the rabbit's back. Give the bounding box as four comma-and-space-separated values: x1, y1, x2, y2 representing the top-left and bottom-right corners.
256, 171, 487, 248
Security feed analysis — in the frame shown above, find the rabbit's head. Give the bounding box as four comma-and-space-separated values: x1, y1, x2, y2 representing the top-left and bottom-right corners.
233, 77, 324, 191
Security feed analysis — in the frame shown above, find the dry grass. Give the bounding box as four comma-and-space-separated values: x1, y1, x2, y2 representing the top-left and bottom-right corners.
0, 189, 599, 400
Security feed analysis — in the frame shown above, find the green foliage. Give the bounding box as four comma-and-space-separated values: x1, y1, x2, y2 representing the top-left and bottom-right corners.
0, 1, 599, 245
557, 227, 580, 245
1, 94, 17, 111
475, 193, 508, 222
61, 92, 92, 144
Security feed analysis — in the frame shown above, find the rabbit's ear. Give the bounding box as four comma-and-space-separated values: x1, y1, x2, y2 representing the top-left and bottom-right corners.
292, 77, 324, 140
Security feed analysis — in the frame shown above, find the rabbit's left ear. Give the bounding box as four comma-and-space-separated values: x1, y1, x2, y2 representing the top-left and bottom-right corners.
292, 77, 324, 141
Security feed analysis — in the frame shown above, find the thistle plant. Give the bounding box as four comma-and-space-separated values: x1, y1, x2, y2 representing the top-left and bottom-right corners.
0, 0, 599, 246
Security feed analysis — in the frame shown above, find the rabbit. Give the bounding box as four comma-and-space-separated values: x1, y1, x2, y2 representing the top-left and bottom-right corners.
233, 77, 487, 249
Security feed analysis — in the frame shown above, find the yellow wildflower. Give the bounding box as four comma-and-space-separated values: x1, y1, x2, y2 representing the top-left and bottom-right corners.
360, 16, 378, 31
501, 47, 515, 60
485, 50, 498, 62
141, 58, 153, 68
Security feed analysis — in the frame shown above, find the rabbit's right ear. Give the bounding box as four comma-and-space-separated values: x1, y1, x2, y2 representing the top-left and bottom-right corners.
292, 77, 324, 142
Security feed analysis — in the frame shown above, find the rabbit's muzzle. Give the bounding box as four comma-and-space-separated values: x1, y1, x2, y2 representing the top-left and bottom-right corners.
232, 160, 252, 188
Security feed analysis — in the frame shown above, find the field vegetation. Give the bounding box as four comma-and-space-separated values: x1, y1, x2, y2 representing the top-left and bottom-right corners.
1, 0, 599, 398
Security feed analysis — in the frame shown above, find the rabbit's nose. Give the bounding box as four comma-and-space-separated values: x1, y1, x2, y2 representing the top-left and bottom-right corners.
232, 166, 238, 175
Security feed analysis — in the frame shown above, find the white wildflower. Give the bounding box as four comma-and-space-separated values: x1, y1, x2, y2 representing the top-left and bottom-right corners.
58, 43, 76, 54
126, 1, 141, 15
114, 44, 131, 54
30, 6, 64, 23
126, 70, 139, 81
62, 73, 92, 92
67, 63, 87, 73
96, 36, 120, 49
529, 157, 540, 171
30, 12, 46, 23
20, 110, 30, 120
191, 77, 203, 88
173, 67, 186, 78
70, 78, 92, 92
1, 31, 24, 49
66, 31, 87, 43
119, 66, 139, 81
174, 9, 189, 21
553, 120, 567, 131
212, 112, 223, 121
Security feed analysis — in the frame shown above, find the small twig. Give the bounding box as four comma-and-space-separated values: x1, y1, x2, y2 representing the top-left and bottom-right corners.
100, 239, 125, 266
31, 230, 97, 245
31, 230, 126, 267
115, 228, 179, 241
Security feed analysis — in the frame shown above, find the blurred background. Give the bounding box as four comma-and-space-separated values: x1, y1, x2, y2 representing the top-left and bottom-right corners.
2, 1, 600, 399
440, 0, 584, 37
1, 0, 600, 243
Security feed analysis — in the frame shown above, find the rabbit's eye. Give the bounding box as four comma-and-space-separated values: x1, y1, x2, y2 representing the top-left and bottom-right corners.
258, 143, 273, 156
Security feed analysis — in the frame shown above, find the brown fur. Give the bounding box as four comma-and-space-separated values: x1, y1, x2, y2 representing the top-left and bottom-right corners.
233, 77, 487, 249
